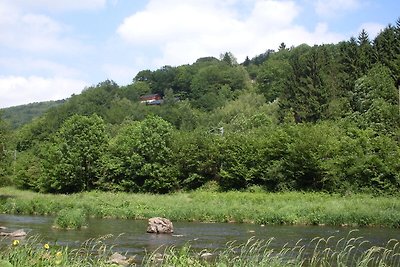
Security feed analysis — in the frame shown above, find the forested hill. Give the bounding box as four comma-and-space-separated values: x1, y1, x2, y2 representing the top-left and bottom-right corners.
1, 100, 65, 129
1, 18, 400, 195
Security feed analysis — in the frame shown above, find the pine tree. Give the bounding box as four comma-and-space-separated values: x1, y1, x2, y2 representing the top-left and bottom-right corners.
374, 25, 399, 79
357, 29, 375, 75
243, 56, 251, 66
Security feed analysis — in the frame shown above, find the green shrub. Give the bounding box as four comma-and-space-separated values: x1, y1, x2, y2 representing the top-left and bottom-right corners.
54, 208, 87, 229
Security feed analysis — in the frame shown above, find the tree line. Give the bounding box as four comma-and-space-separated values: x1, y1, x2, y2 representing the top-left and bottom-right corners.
1, 18, 400, 194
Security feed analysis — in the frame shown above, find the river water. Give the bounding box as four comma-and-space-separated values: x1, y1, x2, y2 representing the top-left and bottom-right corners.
1, 214, 399, 262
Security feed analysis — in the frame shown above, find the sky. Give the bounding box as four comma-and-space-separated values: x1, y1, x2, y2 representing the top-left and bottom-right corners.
0, 0, 399, 108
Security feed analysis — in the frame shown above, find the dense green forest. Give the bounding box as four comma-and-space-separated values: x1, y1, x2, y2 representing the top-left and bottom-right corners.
1, 19, 400, 195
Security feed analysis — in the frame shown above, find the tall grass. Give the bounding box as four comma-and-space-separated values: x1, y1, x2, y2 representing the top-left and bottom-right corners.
0, 187, 399, 227
0, 235, 115, 267
1, 233, 398, 266
144, 232, 400, 267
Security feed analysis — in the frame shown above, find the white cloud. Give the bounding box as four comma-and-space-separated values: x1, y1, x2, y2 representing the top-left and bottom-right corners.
0, 2, 19, 25
0, 14, 88, 53
0, 2, 95, 107
0, 58, 84, 78
314, 0, 361, 18
0, 3, 89, 54
117, 0, 345, 67
0, 76, 89, 108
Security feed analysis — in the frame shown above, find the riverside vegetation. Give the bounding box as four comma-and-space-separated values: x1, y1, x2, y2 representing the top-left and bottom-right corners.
1, 187, 399, 227
0, 232, 399, 266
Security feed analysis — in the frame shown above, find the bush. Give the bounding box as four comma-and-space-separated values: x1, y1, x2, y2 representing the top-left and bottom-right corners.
54, 208, 87, 229
172, 130, 222, 190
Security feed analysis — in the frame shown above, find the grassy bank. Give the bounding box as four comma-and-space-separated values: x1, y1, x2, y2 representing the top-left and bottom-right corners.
1, 234, 399, 266
0, 187, 399, 227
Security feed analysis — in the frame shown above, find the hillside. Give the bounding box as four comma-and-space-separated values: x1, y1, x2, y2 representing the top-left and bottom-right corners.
1, 100, 65, 129
1, 18, 400, 195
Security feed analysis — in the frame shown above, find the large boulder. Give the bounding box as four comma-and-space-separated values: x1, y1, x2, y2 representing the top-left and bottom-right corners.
146, 217, 173, 234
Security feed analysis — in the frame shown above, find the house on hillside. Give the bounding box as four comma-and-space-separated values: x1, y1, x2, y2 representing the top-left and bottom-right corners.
139, 94, 163, 105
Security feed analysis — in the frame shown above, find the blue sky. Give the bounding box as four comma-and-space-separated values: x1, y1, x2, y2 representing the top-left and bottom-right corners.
0, 0, 399, 108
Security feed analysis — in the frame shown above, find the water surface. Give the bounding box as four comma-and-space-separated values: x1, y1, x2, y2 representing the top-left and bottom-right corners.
1, 214, 399, 259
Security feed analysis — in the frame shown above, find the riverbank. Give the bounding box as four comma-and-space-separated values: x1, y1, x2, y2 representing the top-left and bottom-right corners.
0, 187, 399, 227
0, 233, 399, 266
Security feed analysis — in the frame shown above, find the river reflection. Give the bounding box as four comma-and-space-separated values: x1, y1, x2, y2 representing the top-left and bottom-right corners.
1, 214, 399, 259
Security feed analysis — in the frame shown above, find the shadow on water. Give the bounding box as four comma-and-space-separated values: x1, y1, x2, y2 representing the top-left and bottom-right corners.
0, 214, 399, 262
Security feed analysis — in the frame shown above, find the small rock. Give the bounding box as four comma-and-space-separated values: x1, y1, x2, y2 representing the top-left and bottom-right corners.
200, 252, 213, 259
150, 253, 164, 263
107, 252, 135, 266
0, 229, 27, 237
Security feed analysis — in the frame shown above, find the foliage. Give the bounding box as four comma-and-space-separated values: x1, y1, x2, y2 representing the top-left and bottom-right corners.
0, 232, 398, 267
0, 100, 64, 129
171, 130, 222, 190
0, 113, 12, 186
12, 150, 43, 191
144, 235, 400, 267
41, 114, 107, 193
0, 235, 117, 267
352, 64, 399, 133
4, 18, 400, 195
99, 115, 178, 193
256, 49, 291, 102
1, 187, 399, 227
0, 234, 399, 267
54, 208, 87, 229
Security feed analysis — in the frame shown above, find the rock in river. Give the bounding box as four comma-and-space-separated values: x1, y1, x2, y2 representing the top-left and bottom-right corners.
146, 217, 173, 234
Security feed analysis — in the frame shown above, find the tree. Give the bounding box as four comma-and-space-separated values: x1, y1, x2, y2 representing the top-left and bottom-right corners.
243, 56, 251, 66
353, 64, 399, 133
356, 29, 375, 76
101, 115, 178, 193
257, 49, 291, 102
134, 70, 153, 83
220, 52, 238, 66
41, 114, 107, 193
120, 81, 151, 101
374, 24, 400, 80
0, 112, 7, 162
173, 65, 194, 98
0, 113, 12, 185
105, 97, 134, 124
337, 38, 360, 92
172, 130, 222, 190
190, 61, 250, 110
280, 44, 332, 122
